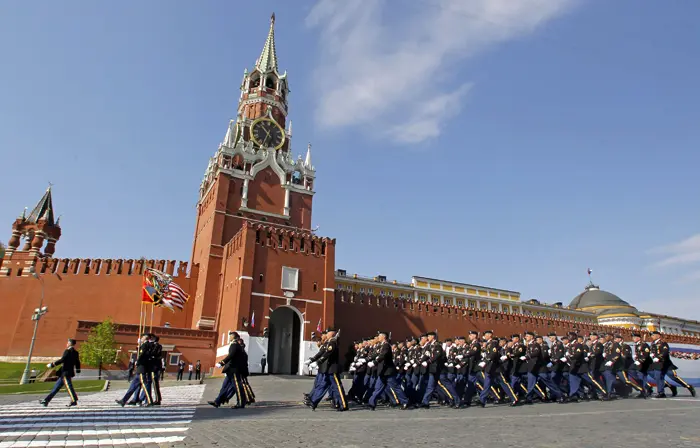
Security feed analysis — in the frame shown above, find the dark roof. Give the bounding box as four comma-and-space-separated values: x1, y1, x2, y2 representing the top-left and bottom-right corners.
598, 306, 640, 317
26, 187, 55, 226
569, 286, 637, 313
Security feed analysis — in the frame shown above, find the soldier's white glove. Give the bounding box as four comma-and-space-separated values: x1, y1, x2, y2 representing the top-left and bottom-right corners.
309, 362, 317, 369
605, 361, 613, 367
520, 356, 527, 361
46, 363, 52, 368
478, 361, 486, 368
412, 363, 417, 368
349, 366, 356, 372
404, 363, 411, 369
603, 353, 607, 358
547, 363, 553, 368
653, 358, 659, 363
560, 357, 567, 362
448, 363, 454, 367
216, 362, 223, 368
444, 363, 449, 367
456, 355, 464, 360
634, 361, 640, 366
367, 361, 375, 368
304, 359, 311, 365
359, 358, 366, 363
500, 356, 508, 361
584, 357, 589, 362
421, 361, 428, 367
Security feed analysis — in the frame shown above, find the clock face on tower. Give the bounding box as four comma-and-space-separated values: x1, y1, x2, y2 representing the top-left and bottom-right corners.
250, 117, 285, 150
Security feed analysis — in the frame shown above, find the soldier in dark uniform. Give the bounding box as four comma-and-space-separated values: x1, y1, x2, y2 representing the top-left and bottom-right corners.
418, 332, 442, 408
510, 334, 528, 398
237, 339, 256, 404
139, 334, 162, 405
477, 330, 501, 407
40, 338, 81, 407
452, 336, 468, 400
650, 330, 696, 398
208, 331, 247, 408
348, 340, 367, 403
614, 334, 643, 397
304, 330, 328, 403
495, 337, 518, 406
629, 332, 652, 398
116, 334, 154, 407
584, 333, 607, 399
305, 328, 348, 411
437, 338, 460, 407
462, 331, 482, 406
366, 331, 409, 410
548, 332, 567, 396
601, 333, 622, 399
523, 331, 547, 402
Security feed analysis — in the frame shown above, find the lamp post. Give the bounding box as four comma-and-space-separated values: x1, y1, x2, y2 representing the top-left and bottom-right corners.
19, 268, 47, 385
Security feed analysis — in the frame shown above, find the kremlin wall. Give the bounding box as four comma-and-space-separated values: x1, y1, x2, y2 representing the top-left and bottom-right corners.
2, 14, 700, 376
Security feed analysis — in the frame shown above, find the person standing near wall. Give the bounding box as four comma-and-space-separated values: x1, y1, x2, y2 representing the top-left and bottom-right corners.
177, 360, 185, 381
261, 355, 267, 374
195, 360, 202, 380
188, 363, 194, 380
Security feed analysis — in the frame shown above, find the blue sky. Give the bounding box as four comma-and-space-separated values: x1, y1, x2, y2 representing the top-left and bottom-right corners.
2, 1, 699, 319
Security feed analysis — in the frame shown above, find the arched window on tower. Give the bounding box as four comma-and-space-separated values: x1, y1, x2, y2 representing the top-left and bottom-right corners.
249, 74, 260, 89
291, 171, 302, 185
265, 76, 277, 90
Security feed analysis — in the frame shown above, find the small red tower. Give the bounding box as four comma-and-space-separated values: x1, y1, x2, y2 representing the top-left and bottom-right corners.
1, 185, 62, 276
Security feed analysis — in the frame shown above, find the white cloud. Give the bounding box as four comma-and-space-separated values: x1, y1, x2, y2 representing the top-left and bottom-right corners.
650, 233, 700, 268
306, 0, 577, 143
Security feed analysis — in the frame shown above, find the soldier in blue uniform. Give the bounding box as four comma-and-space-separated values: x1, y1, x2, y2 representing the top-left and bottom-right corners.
366, 331, 410, 410
208, 331, 248, 409
305, 328, 348, 411
40, 338, 81, 407
116, 334, 154, 407
649, 331, 696, 398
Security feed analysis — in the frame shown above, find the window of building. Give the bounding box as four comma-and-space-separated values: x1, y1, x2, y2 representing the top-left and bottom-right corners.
399, 293, 405, 298
503, 305, 510, 313
468, 300, 477, 308
290, 237, 295, 250
431, 297, 440, 304
456, 299, 464, 307
419, 295, 427, 302
388, 291, 393, 297
368, 288, 373, 294
491, 305, 499, 312
313, 282, 318, 292
169, 354, 181, 366
360, 287, 365, 293
281, 266, 299, 291
480, 302, 488, 309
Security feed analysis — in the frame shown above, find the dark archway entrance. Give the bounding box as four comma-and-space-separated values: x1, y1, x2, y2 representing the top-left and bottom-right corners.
267, 306, 301, 375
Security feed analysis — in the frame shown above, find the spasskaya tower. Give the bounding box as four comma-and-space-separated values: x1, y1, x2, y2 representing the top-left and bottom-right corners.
189, 14, 321, 331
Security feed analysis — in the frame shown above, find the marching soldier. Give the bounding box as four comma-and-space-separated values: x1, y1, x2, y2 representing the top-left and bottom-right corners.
629, 332, 652, 398
117, 334, 154, 407
208, 331, 247, 409
366, 331, 409, 410
304, 328, 348, 411
40, 338, 81, 407
650, 330, 696, 398
462, 331, 482, 406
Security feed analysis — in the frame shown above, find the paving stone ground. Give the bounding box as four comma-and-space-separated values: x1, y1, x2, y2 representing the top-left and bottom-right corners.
175, 376, 700, 448
2, 376, 698, 447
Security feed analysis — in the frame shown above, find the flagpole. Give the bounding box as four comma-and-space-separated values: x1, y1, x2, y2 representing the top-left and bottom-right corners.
149, 303, 154, 333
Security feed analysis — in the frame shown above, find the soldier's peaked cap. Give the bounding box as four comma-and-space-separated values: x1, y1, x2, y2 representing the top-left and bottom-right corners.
377, 330, 389, 337
651, 330, 661, 335
631, 332, 641, 337
524, 331, 535, 336
469, 330, 478, 336
483, 329, 493, 334
427, 331, 436, 336
548, 332, 557, 337
511, 334, 521, 338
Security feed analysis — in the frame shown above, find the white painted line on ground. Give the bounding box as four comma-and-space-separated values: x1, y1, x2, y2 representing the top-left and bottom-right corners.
0, 435, 186, 447
0, 419, 193, 429
0, 427, 189, 437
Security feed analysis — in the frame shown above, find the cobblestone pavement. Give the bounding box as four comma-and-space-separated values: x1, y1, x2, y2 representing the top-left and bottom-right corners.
0, 384, 205, 447
171, 376, 700, 448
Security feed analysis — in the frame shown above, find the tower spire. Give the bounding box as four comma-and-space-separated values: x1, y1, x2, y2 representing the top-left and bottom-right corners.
305, 143, 313, 168
256, 13, 279, 73
27, 184, 56, 226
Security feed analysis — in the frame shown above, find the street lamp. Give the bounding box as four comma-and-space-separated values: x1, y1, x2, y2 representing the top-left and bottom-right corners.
19, 267, 47, 385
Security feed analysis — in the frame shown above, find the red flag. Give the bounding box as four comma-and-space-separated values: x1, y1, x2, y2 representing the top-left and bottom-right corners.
316, 318, 322, 333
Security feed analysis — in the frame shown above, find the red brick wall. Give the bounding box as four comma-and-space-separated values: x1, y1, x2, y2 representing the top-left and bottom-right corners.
333, 293, 700, 347
0, 258, 197, 358
246, 167, 286, 217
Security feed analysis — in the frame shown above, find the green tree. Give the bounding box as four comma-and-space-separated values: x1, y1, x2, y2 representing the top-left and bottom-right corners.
81, 318, 118, 380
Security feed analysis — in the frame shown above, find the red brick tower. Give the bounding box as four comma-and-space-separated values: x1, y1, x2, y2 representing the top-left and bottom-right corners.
1, 186, 62, 276
189, 15, 331, 376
